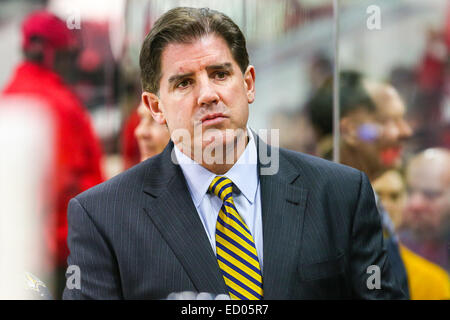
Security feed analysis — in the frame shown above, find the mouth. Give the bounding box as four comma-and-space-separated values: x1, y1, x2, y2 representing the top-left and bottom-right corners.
380, 146, 403, 166
200, 113, 228, 126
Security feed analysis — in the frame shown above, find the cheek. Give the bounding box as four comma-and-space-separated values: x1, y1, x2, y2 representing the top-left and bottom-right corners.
381, 125, 405, 144
164, 103, 193, 132
134, 123, 145, 139
358, 142, 378, 155
227, 93, 249, 123
175, 111, 193, 131
431, 199, 446, 216
155, 127, 170, 143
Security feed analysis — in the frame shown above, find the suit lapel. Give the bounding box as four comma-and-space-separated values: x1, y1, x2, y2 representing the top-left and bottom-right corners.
142, 142, 228, 295
141, 135, 308, 299
255, 135, 308, 299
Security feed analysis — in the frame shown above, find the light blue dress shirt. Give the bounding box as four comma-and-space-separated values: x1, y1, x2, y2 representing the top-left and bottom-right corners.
174, 128, 264, 271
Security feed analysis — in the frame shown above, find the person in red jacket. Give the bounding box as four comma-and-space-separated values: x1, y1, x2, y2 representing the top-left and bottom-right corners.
2, 10, 104, 298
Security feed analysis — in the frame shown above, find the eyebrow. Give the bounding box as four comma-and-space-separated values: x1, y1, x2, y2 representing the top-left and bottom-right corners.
167, 63, 233, 85
206, 63, 233, 72
168, 72, 194, 85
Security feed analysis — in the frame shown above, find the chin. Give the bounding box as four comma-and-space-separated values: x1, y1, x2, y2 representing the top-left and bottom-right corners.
201, 129, 226, 146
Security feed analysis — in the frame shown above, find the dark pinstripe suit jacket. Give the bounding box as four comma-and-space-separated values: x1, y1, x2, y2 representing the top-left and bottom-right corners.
63, 136, 406, 299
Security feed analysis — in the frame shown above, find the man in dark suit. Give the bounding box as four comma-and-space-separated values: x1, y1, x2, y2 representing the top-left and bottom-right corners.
63, 7, 406, 300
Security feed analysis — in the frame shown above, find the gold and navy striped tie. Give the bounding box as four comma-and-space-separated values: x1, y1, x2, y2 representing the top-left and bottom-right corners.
209, 176, 263, 300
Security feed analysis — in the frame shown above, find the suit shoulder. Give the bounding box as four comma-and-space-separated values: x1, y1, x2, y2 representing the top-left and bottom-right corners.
75, 154, 161, 204
279, 147, 362, 180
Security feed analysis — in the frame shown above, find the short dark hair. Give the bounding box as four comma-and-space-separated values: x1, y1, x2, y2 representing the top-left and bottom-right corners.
307, 70, 376, 137
139, 7, 249, 94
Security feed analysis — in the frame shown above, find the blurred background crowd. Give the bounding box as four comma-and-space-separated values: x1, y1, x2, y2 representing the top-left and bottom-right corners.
0, 0, 448, 299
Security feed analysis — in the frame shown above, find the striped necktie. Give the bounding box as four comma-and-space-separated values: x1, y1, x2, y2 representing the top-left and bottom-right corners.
209, 176, 263, 300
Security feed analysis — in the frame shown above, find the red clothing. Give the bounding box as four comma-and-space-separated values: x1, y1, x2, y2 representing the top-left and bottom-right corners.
121, 108, 140, 170
417, 52, 444, 92
2, 62, 104, 267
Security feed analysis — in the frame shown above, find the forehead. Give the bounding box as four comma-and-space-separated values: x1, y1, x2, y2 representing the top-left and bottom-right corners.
160, 34, 235, 77
407, 159, 449, 190
374, 172, 404, 192
372, 86, 406, 118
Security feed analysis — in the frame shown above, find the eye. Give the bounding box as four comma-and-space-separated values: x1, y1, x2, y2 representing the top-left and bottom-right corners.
390, 192, 400, 201
214, 71, 229, 80
176, 79, 192, 89
423, 190, 442, 200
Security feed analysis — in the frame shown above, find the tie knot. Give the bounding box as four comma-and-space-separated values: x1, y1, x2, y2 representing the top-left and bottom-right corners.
209, 176, 233, 202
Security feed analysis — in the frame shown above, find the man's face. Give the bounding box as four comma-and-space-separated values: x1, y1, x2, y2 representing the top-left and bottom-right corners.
404, 157, 450, 237
342, 85, 412, 176
143, 34, 255, 161
134, 102, 170, 161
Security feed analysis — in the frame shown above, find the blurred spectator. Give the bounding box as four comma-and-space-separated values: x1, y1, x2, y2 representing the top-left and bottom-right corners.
1, 10, 104, 298
308, 52, 333, 92
134, 102, 170, 162
373, 170, 406, 230
121, 107, 141, 169
309, 71, 412, 179
373, 170, 450, 300
413, 24, 450, 152
417, 29, 446, 95
119, 72, 143, 170
270, 109, 316, 154
307, 71, 412, 298
72, 21, 117, 111
120, 101, 170, 168
401, 148, 450, 272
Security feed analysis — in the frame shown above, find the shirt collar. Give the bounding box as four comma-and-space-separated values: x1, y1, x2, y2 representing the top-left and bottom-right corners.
174, 127, 258, 207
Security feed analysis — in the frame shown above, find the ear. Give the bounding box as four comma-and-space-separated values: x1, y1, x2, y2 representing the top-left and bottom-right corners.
142, 91, 166, 125
340, 116, 359, 146
243, 65, 256, 104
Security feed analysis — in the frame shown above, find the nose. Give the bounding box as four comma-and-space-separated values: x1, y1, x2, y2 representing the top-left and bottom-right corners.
197, 77, 219, 107
134, 120, 151, 141
406, 191, 426, 213
397, 119, 412, 140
